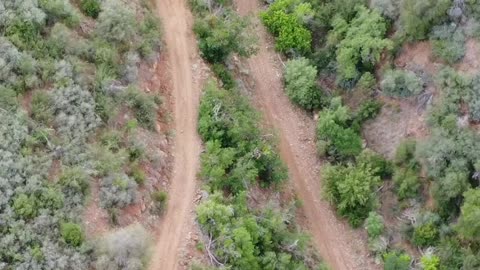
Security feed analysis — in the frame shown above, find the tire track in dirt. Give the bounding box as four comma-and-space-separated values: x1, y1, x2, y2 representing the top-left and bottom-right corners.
149, 0, 201, 269
235, 1, 379, 269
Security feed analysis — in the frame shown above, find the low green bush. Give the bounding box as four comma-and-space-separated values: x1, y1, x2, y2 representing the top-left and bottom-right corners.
31, 91, 53, 125
61, 222, 84, 247
357, 149, 393, 178
393, 167, 420, 200
212, 64, 236, 90
151, 190, 168, 213
260, 0, 313, 54
381, 69, 423, 97
284, 57, 323, 110
322, 163, 381, 227
316, 98, 362, 160
124, 87, 158, 130
365, 211, 384, 239
383, 252, 411, 270
81, 0, 101, 18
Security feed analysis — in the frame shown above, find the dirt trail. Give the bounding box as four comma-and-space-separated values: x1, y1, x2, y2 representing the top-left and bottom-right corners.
149, 0, 201, 269
235, 1, 378, 269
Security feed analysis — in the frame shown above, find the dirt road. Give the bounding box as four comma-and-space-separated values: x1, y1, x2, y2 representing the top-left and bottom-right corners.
149, 0, 201, 269
235, 1, 378, 269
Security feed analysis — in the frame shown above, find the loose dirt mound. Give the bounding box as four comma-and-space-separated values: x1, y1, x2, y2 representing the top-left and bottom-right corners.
235, 1, 378, 269
148, 0, 202, 269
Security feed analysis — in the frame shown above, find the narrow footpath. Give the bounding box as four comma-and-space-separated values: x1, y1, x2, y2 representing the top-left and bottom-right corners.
149, 0, 201, 269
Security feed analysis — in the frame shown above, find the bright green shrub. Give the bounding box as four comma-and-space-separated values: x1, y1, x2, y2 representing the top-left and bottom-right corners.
322, 163, 381, 226
193, 11, 256, 63
365, 211, 384, 239
317, 98, 362, 159
357, 149, 393, 178
12, 193, 38, 219
381, 69, 423, 97
393, 168, 420, 200
212, 63, 235, 90
383, 252, 411, 270
284, 57, 322, 110
81, 0, 101, 18
413, 223, 440, 247
352, 100, 382, 129
328, 6, 392, 84
260, 0, 313, 54
61, 222, 84, 247
357, 72, 376, 91
198, 81, 287, 191
421, 254, 440, 270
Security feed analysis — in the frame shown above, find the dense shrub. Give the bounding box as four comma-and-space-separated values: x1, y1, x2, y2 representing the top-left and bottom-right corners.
328, 6, 392, 84
365, 211, 384, 239
95, 224, 150, 270
198, 81, 287, 192
123, 86, 158, 130
151, 190, 168, 213
356, 72, 376, 91
52, 84, 100, 141
316, 98, 362, 159
61, 222, 84, 247
357, 149, 393, 178
383, 252, 411, 270
393, 168, 420, 200
31, 91, 53, 124
197, 193, 314, 269
457, 188, 480, 241
100, 173, 138, 209
413, 222, 440, 247
431, 24, 466, 64
418, 128, 479, 213
81, 0, 101, 18
212, 63, 235, 90
0, 38, 39, 92
399, 0, 451, 40
38, 0, 80, 27
352, 100, 382, 129
381, 69, 424, 97
284, 57, 323, 110
322, 163, 381, 226
394, 139, 417, 166
0, 86, 18, 110
421, 254, 440, 270
96, 0, 136, 45
193, 11, 256, 63
261, 0, 313, 54
370, 0, 400, 20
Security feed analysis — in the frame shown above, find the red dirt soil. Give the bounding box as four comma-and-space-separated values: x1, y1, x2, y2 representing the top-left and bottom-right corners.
234, 1, 379, 269
148, 0, 202, 269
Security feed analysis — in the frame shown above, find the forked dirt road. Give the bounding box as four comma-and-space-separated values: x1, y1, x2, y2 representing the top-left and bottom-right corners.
235, 1, 378, 269
149, 0, 201, 269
